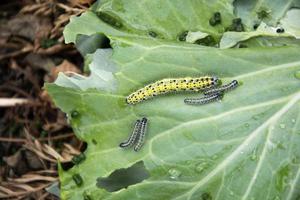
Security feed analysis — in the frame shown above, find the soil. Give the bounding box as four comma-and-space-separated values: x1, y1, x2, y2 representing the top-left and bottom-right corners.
0, 0, 94, 199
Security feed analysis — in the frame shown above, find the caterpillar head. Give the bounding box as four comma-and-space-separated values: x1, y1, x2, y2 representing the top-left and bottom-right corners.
211, 76, 221, 86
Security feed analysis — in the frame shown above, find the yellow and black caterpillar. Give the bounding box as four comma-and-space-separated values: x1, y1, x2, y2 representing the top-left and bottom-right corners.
126, 76, 219, 104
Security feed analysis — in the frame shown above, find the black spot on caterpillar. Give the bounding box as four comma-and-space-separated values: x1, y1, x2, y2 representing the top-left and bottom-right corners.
119, 120, 141, 148
204, 80, 238, 96
134, 117, 148, 152
126, 76, 219, 104
184, 93, 223, 105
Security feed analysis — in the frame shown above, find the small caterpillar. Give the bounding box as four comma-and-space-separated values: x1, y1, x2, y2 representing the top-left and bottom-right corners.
209, 12, 222, 26
204, 80, 238, 96
184, 93, 223, 105
72, 174, 83, 186
126, 76, 219, 104
72, 153, 86, 164
119, 120, 141, 148
134, 117, 148, 152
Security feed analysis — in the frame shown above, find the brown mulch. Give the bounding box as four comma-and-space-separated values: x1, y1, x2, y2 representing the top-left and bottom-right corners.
0, 0, 95, 199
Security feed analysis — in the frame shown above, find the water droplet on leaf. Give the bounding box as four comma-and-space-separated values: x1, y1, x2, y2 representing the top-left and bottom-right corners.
185, 160, 193, 165
195, 162, 209, 173
168, 168, 181, 179
250, 148, 258, 161
279, 123, 286, 129
267, 142, 275, 153
273, 196, 280, 200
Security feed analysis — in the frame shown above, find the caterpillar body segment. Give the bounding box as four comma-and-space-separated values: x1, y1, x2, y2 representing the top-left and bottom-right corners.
184, 92, 223, 105
204, 80, 238, 96
126, 76, 219, 104
133, 117, 148, 152
119, 120, 141, 148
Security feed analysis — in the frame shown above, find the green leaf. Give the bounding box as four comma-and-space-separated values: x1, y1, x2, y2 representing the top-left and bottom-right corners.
220, 22, 295, 49
45, 182, 60, 198
54, 49, 117, 92
75, 33, 110, 56
46, 37, 300, 200
220, 8, 300, 49
281, 9, 300, 39
234, 0, 299, 28
64, 0, 236, 44
63, 11, 127, 44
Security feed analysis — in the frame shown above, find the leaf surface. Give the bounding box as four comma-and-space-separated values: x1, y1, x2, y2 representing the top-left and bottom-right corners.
49, 0, 300, 199
47, 37, 300, 200
234, 0, 299, 28
64, 0, 236, 44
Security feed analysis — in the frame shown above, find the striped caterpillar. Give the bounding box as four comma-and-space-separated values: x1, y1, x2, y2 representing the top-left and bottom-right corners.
119, 117, 148, 152
133, 117, 148, 152
204, 80, 238, 96
184, 80, 239, 105
184, 93, 223, 105
126, 76, 219, 104
119, 120, 141, 148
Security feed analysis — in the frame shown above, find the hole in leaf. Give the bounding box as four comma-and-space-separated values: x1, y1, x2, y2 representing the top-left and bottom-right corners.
61, 161, 75, 170
81, 142, 88, 151
76, 33, 111, 56
61, 142, 87, 170
96, 161, 150, 192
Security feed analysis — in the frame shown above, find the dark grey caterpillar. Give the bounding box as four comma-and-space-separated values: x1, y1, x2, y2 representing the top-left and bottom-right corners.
204, 80, 238, 96
119, 119, 141, 148
134, 117, 148, 152
184, 80, 239, 105
119, 117, 148, 151
184, 93, 223, 105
